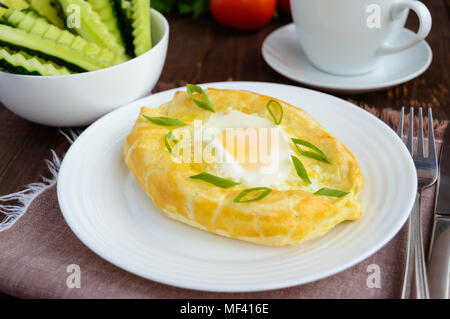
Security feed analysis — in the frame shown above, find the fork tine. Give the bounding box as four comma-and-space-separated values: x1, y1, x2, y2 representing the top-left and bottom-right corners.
407, 107, 414, 155
417, 108, 424, 158
397, 107, 404, 138
428, 108, 436, 162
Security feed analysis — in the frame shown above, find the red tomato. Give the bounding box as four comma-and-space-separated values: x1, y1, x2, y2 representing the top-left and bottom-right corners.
278, 0, 291, 15
210, 0, 277, 31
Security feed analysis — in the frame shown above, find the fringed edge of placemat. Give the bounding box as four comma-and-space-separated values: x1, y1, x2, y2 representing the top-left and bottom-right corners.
0, 151, 60, 231
0, 129, 81, 232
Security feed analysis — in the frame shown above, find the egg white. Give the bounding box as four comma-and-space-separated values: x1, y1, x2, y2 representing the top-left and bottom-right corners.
198, 111, 295, 188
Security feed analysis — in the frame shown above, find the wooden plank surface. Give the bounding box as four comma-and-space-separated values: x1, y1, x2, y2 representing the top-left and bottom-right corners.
0, 0, 448, 298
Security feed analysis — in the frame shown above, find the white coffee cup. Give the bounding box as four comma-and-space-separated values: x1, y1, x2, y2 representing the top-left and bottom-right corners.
290, 0, 432, 75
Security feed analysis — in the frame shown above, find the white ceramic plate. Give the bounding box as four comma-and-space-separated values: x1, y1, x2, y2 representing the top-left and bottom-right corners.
58, 82, 417, 292
262, 24, 432, 94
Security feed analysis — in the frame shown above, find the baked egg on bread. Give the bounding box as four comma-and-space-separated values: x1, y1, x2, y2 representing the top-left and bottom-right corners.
124, 87, 364, 246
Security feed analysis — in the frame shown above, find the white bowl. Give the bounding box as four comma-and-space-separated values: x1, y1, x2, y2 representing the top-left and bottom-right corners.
0, 9, 169, 127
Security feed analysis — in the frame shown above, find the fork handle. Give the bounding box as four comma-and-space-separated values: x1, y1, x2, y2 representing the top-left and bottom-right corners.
401, 215, 416, 299
413, 192, 430, 299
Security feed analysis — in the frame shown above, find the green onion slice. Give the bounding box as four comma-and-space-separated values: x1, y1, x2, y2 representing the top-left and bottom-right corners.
266, 100, 283, 125
186, 84, 215, 112
234, 187, 272, 203
143, 115, 186, 126
314, 188, 349, 197
164, 131, 178, 154
189, 172, 240, 188
291, 155, 311, 184
292, 138, 331, 164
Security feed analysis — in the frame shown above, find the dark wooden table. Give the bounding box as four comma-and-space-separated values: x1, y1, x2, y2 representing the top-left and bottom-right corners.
0, 0, 448, 298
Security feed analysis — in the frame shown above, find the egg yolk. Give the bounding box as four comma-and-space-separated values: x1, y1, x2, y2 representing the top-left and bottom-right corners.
219, 127, 281, 172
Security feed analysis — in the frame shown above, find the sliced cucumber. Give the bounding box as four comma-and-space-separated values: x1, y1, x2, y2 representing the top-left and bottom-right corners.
123, 0, 132, 19
0, 7, 7, 17
130, 0, 151, 56
29, 0, 65, 29
111, 0, 134, 57
1, 0, 29, 10
58, 0, 128, 60
0, 9, 119, 71
87, 0, 124, 47
0, 47, 72, 75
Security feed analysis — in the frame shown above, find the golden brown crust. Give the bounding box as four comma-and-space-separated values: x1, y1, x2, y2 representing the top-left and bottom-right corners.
124, 89, 364, 246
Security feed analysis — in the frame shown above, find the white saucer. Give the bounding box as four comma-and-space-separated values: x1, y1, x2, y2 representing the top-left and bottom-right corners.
262, 24, 432, 94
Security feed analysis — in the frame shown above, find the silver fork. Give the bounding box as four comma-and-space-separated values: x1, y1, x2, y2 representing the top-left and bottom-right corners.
399, 107, 438, 299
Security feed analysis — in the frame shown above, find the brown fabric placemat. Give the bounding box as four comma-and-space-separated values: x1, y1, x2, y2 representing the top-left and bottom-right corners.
0, 183, 437, 299
0, 102, 447, 298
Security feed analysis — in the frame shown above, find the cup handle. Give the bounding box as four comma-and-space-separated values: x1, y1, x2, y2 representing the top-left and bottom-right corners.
378, 0, 431, 55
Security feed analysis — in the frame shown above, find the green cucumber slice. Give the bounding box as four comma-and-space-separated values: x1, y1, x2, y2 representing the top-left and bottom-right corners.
123, 0, 131, 17
0, 9, 119, 71
111, 0, 134, 57
58, 0, 128, 60
0, 47, 72, 75
29, 0, 65, 29
87, 0, 124, 47
130, 0, 151, 56
1, 0, 29, 10
0, 7, 7, 17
